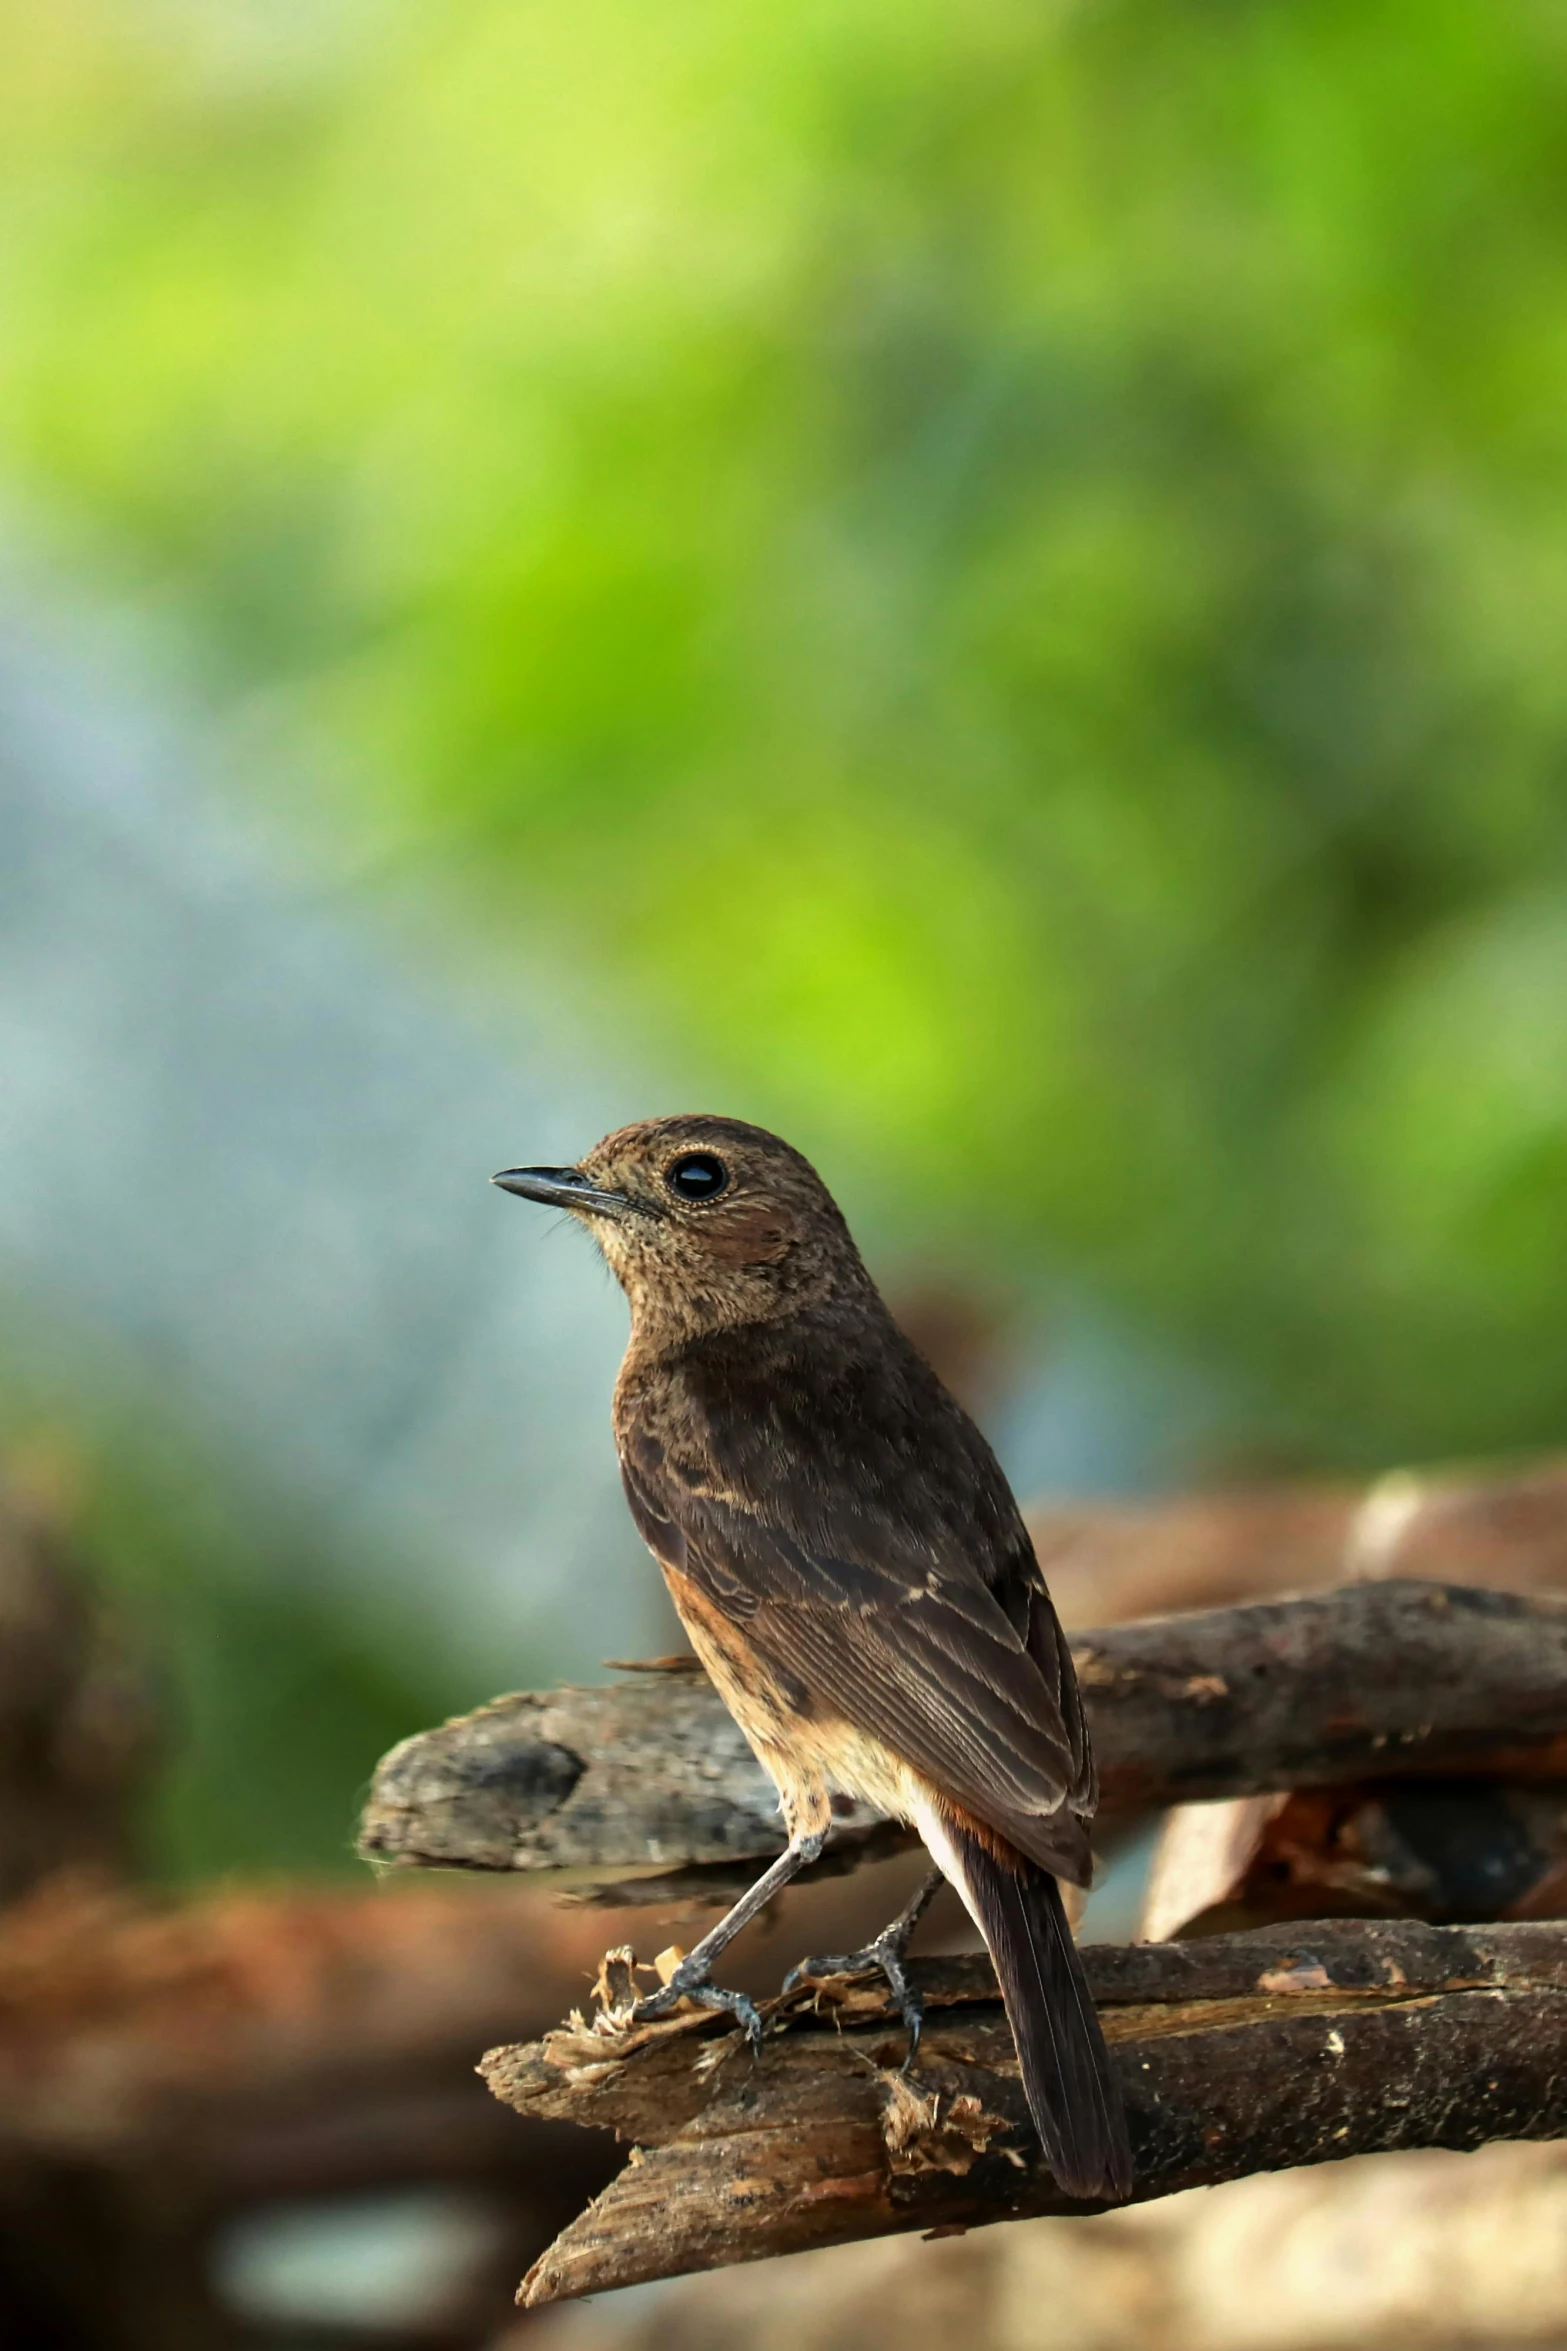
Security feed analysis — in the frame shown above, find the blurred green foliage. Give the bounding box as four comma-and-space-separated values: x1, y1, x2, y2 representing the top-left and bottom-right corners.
6, 0, 1567, 1471
7, 1410, 473, 1879
137, 1550, 466, 1879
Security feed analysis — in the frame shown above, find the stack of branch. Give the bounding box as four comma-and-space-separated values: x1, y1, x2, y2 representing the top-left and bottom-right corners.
11, 1454, 1567, 2345
1022, 1454, 1567, 1625
361, 1571, 1567, 2307
0, 1872, 626, 2350
0, 1481, 626, 2351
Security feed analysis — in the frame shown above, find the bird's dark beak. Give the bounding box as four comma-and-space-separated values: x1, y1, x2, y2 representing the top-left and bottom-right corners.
491, 1165, 635, 1218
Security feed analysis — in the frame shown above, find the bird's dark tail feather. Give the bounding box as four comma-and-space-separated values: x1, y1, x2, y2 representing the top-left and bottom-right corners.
947, 1820, 1133, 2203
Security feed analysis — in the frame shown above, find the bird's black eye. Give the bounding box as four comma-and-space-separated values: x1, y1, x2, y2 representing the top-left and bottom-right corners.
666, 1151, 729, 1202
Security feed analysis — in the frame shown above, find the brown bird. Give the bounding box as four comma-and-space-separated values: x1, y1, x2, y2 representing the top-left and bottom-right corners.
494, 1115, 1132, 2203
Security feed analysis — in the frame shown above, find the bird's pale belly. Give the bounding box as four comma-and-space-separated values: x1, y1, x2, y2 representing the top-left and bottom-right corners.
661, 1561, 965, 1882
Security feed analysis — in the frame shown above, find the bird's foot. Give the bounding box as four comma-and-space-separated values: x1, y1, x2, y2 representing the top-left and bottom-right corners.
783, 1931, 925, 2065
783, 1864, 941, 2064
628, 1959, 764, 2055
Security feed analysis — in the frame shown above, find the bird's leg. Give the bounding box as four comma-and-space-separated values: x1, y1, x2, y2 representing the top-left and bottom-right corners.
782, 1863, 945, 2064
627, 1827, 828, 2052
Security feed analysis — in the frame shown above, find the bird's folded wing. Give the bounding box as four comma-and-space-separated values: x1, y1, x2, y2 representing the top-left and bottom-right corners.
624, 1449, 1090, 1865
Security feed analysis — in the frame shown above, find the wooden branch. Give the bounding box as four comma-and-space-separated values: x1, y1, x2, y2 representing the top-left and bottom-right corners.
0, 1874, 625, 2349
1027, 1453, 1567, 1625
1141, 1780, 1567, 1941
479, 1918, 1567, 2305
361, 1581, 1567, 1893
485, 2142, 1567, 2351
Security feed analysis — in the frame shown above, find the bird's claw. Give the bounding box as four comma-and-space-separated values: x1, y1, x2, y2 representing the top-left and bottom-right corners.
783, 1937, 924, 2064
629, 1965, 764, 2055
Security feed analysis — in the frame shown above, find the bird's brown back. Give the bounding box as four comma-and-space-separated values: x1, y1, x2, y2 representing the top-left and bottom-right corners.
614, 1289, 1097, 1881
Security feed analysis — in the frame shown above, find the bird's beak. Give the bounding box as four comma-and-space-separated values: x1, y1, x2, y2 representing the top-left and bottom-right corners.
491, 1165, 636, 1218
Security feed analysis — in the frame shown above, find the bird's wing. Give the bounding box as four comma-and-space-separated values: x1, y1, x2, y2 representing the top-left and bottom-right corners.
621, 1411, 1093, 1872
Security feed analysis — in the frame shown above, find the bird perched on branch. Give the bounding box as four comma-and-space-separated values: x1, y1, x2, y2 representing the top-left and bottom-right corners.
494, 1115, 1132, 2203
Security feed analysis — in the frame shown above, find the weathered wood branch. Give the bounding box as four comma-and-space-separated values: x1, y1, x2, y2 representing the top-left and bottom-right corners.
1027, 1454, 1567, 1625
480, 1918, 1567, 2305
0, 1874, 624, 2351
1141, 1779, 1567, 1942
361, 1581, 1567, 1895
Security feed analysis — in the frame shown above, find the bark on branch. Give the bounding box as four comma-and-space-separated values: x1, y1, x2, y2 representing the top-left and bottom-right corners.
481, 1918, 1567, 2306
361, 1581, 1567, 1897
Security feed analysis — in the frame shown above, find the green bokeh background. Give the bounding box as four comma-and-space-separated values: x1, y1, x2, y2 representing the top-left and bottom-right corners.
6, 0, 1567, 1871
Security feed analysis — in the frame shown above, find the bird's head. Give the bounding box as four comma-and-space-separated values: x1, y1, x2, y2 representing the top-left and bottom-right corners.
493, 1115, 874, 1340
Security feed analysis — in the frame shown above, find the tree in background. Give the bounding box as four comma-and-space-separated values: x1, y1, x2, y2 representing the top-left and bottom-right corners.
4, 0, 1567, 1471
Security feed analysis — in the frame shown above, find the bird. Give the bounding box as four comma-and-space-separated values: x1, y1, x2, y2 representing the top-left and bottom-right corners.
493, 1114, 1133, 2204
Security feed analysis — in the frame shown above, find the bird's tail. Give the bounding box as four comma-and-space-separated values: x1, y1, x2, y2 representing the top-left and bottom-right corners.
944, 1816, 1133, 2203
